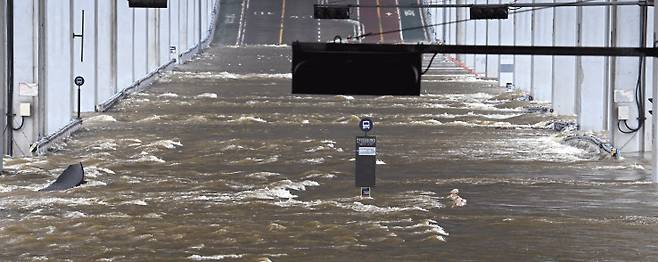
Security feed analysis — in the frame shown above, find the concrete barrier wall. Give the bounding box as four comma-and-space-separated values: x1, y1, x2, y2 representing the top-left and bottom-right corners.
531, 1, 553, 102
577, 5, 608, 131
7, 0, 218, 156
498, 4, 514, 86
513, 0, 532, 94
552, 0, 578, 115
611, 6, 644, 152
433, 4, 657, 153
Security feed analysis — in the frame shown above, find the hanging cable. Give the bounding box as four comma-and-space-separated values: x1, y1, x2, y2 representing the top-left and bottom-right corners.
422, 53, 439, 75
11, 115, 24, 131
617, 6, 647, 134
617, 56, 646, 134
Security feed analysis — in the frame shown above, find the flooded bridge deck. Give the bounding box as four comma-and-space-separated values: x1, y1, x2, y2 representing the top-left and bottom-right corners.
1, 0, 657, 261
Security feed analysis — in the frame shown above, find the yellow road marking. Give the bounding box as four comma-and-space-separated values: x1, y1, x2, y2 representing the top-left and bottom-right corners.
279, 0, 286, 45
376, 0, 384, 42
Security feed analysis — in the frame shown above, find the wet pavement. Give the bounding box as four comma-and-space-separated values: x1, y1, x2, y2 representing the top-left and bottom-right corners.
2, 1, 658, 261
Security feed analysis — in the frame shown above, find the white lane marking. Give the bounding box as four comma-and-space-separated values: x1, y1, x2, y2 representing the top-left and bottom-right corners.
396, 0, 403, 43
241, 0, 251, 45
318, 20, 322, 42
278, 0, 286, 45
317, 0, 323, 42
236, 0, 246, 45
356, 0, 362, 42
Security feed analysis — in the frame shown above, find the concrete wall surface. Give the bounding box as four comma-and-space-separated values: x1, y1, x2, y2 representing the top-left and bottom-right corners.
5, 0, 218, 156
433, 4, 657, 153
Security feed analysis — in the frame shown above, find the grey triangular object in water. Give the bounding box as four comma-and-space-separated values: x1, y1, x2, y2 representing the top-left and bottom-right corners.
39, 163, 86, 191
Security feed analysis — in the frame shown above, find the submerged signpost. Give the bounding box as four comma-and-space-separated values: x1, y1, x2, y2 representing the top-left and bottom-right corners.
74, 76, 85, 119
356, 118, 376, 198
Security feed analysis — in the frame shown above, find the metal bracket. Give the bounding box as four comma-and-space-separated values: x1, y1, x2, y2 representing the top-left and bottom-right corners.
72, 10, 85, 62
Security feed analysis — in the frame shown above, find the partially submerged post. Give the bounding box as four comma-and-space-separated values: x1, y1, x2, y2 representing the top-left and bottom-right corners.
356, 118, 376, 197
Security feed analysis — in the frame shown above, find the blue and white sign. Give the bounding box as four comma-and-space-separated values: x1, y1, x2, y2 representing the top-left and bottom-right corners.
359, 118, 373, 132
358, 146, 376, 156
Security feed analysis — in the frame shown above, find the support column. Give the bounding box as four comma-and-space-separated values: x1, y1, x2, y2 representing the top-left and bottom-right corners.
513, 0, 532, 93
72, 0, 97, 112
485, 0, 500, 79
531, 0, 553, 102
11, 0, 39, 156
498, 0, 514, 87
650, 0, 658, 183
610, 4, 643, 153
147, 9, 159, 72
134, 8, 148, 79
474, 0, 487, 75
96, 0, 116, 103
552, 0, 578, 115
43, 0, 74, 136
576, 4, 608, 131
644, 4, 654, 151
455, 0, 466, 61
464, 0, 475, 69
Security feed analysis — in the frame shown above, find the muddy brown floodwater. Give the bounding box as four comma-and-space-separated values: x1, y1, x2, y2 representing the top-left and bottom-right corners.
1, 45, 657, 261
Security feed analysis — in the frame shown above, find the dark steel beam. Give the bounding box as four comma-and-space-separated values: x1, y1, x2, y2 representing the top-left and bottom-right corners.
293, 42, 658, 57
320, 1, 649, 8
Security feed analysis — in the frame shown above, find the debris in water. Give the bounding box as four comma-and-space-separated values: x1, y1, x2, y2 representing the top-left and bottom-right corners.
447, 188, 467, 208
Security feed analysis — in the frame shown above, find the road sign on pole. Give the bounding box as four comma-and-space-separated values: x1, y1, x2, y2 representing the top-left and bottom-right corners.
74, 76, 85, 87
359, 117, 373, 134
74, 76, 84, 119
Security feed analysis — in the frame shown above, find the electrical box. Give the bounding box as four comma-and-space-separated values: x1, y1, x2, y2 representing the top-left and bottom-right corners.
618, 105, 630, 120
614, 90, 634, 103
19, 103, 31, 117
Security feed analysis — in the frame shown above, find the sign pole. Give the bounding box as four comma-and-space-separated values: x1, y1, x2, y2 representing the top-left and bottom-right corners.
74, 76, 85, 119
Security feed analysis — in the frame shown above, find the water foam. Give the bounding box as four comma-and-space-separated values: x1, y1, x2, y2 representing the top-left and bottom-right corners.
301, 158, 325, 164
169, 71, 291, 80
188, 254, 245, 261
137, 115, 162, 123
143, 139, 183, 150
130, 152, 166, 163
86, 115, 117, 123
339, 202, 428, 214
229, 116, 268, 123
157, 93, 179, 98
195, 93, 218, 99
246, 172, 281, 179
237, 180, 320, 200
